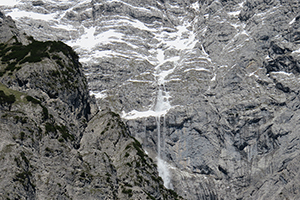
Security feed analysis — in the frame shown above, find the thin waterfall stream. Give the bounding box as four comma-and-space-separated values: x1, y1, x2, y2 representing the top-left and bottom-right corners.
154, 88, 172, 189
121, 20, 198, 189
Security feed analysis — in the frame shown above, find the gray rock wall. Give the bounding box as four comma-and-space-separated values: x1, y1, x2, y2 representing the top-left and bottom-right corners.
2, 0, 300, 199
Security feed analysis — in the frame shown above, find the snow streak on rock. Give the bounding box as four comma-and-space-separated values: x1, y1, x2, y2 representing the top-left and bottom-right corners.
0, 0, 20, 7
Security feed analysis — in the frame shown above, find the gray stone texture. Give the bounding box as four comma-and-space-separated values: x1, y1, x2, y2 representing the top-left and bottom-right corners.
2, 0, 300, 199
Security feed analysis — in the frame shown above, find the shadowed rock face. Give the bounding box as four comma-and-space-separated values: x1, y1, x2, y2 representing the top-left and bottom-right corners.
2, 0, 300, 199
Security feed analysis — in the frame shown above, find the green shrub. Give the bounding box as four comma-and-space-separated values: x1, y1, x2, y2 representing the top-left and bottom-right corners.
0, 90, 15, 110
52, 55, 61, 60
15, 171, 32, 182
26, 96, 40, 104
49, 41, 78, 61
56, 125, 74, 141
15, 116, 27, 124
1, 45, 29, 63
41, 105, 48, 120
5, 62, 18, 71
168, 189, 179, 198
122, 188, 133, 197
20, 132, 25, 141
55, 60, 64, 67
45, 147, 52, 152
45, 123, 56, 133
126, 163, 132, 167
50, 70, 60, 77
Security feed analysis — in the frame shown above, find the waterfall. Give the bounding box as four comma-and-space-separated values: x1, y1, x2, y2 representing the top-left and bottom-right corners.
121, 20, 198, 189
156, 116, 161, 158
154, 87, 173, 189
156, 116, 172, 189
154, 88, 170, 160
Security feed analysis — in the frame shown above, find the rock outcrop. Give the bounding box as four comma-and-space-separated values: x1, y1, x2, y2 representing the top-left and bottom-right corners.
0, 13, 181, 200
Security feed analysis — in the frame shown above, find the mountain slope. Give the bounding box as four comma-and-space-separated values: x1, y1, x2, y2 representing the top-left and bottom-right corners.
2, 0, 300, 199
0, 12, 181, 200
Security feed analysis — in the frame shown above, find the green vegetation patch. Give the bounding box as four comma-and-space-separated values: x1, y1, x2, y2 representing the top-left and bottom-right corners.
0, 83, 26, 104
44, 122, 74, 141
49, 41, 78, 62
56, 124, 74, 141
0, 40, 50, 74
14, 116, 27, 124
14, 151, 35, 189
0, 90, 15, 109
132, 139, 147, 163
0, 38, 79, 76
15, 171, 32, 184
25, 96, 40, 104
45, 122, 57, 134
122, 188, 133, 197
20, 132, 25, 141
41, 105, 49, 121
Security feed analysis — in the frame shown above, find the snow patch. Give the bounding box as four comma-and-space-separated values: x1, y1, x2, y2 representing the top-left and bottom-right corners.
248, 70, 257, 77
122, 109, 167, 120
90, 91, 107, 99
68, 27, 124, 50
211, 74, 216, 81
238, 1, 245, 7
0, 0, 20, 6
128, 79, 152, 83
52, 23, 76, 31
191, 2, 199, 11
103, 17, 156, 32
184, 67, 210, 73
122, 90, 173, 120
265, 55, 272, 61
228, 10, 241, 17
289, 17, 296, 25
271, 71, 292, 76
7, 9, 56, 21
157, 21, 197, 51
156, 49, 165, 64
292, 48, 300, 54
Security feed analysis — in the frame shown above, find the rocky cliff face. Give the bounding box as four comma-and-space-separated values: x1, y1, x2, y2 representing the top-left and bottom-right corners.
2, 0, 300, 199
0, 13, 180, 200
